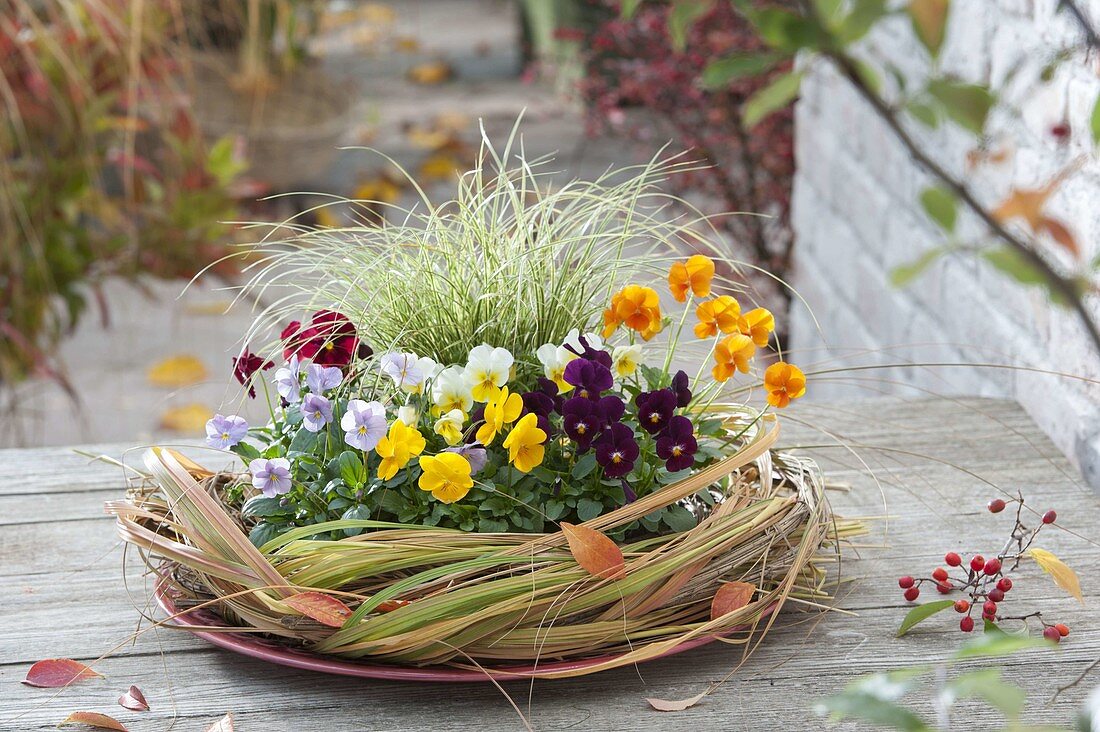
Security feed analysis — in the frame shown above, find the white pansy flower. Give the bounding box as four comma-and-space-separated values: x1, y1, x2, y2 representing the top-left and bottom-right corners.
463, 345, 513, 402
563, 329, 603, 354
536, 342, 578, 393
612, 344, 643, 378
380, 352, 426, 392
432, 366, 473, 414
397, 405, 419, 426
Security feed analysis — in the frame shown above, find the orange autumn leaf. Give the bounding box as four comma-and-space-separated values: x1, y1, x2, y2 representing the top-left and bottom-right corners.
710, 581, 755, 620
158, 404, 211, 433
561, 522, 625, 580
147, 355, 208, 388
284, 591, 353, 628
407, 61, 453, 85
993, 169, 1079, 258
376, 599, 410, 613
59, 712, 129, 731
23, 659, 103, 688
1037, 217, 1079, 257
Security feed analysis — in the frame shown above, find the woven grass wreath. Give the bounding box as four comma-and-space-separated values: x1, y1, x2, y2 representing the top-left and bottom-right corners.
109, 133, 859, 678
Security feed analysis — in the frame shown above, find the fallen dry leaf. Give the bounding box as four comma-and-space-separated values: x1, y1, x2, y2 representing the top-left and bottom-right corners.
376, 599, 410, 613
710, 581, 756, 620
407, 61, 453, 85
147, 355, 208, 388
1028, 548, 1084, 603
58, 712, 129, 731
23, 659, 103, 688
561, 522, 625, 580
117, 685, 149, 712
284, 592, 353, 627
158, 404, 212, 433
204, 713, 234, 732
646, 691, 708, 712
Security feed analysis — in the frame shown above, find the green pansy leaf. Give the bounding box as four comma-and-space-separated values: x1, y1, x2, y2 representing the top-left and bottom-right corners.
896, 599, 955, 637
663, 505, 697, 532
241, 496, 287, 519
572, 452, 598, 479
248, 522, 283, 548
576, 498, 604, 522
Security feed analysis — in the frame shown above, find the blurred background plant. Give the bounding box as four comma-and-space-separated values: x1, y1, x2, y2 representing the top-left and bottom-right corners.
0, 0, 243, 396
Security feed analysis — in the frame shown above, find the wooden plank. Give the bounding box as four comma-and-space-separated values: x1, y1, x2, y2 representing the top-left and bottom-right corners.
2, 397, 1099, 730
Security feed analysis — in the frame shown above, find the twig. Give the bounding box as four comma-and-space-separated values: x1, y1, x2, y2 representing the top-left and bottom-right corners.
1060, 0, 1100, 50
1051, 656, 1100, 703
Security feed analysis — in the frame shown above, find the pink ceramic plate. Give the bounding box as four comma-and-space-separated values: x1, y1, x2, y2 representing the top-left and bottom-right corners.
154, 582, 768, 682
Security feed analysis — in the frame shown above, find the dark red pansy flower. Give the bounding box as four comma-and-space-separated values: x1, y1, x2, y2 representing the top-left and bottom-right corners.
594, 422, 639, 478
282, 310, 360, 369
232, 349, 273, 398
671, 369, 692, 408
636, 388, 676, 434
656, 415, 698, 472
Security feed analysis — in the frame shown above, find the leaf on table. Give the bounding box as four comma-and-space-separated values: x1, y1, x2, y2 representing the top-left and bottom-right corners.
23, 659, 103, 688
158, 404, 212, 433
896, 599, 955, 637
284, 591, 354, 627
709, 581, 756, 620
354, 173, 403, 203
1027, 548, 1083, 603
407, 61, 453, 85
117, 685, 149, 712
58, 712, 129, 731
561, 522, 625, 580
146, 355, 208, 388
204, 713, 234, 732
646, 691, 708, 712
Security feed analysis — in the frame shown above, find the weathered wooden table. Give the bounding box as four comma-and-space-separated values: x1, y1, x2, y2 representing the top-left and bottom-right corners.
4, 398, 1098, 730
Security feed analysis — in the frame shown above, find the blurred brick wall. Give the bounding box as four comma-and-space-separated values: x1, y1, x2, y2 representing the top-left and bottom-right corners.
788, 1, 1100, 490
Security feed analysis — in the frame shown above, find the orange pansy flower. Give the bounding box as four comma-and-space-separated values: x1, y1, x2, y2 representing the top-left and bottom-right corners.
668, 254, 715, 302
712, 334, 756, 382
693, 296, 741, 339
763, 362, 806, 408
602, 285, 663, 340
739, 307, 775, 347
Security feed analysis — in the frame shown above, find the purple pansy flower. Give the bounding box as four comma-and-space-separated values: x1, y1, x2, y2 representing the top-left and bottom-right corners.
536, 377, 565, 413
620, 478, 637, 503
636, 389, 676, 435
595, 394, 625, 425
564, 334, 613, 368
274, 355, 302, 404
656, 415, 698, 472
205, 413, 248, 449
249, 457, 292, 497
522, 389, 556, 417
340, 399, 386, 451
671, 370, 692, 408
445, 443, 489, 474
306, 362, 342, 394
562, 397, 600, 450
563, 358, 614, 400
594, 422, 639, 478
301, 392, 333, 433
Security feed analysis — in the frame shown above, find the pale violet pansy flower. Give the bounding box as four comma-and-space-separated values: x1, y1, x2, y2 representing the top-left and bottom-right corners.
301, 392, 333, 433
536, 342, 578, 393
380, 352, 428, 392
612, 344, 643, 378
431, 365, 473, 413
341, 399, 387, 451
274, 355, 302, 404
306, 362, 342, 394
444, 443, 488, 474
248, 457, 292, 497
563, 329, 603, 354
464, 345, 513, 401
205, 413, 248, 449
397, 404, 419, 426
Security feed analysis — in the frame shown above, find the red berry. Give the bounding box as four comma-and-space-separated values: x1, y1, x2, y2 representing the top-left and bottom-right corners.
984, 558, 1002, 575
988, 498, 1006, 513
983, 600, 998, 616
1051, 122, 1071, 140
904, 586, 920, 602
945, 552, 962, 567
988, 588, 1005, 603
1042, 510, 1057, 524
997, 577, 1013, 592
1055, 623, 1070, 637
954, 599, 970, 613
898, 576, 915, 589
936, 581, 952, 594
932, 567, 949, 582
960, 617, 975, 632
1043, 626, 1061, 643
970, 555, 985, 572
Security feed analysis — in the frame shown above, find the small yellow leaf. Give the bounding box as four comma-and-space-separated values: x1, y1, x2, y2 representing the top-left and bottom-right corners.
1028, 548, 1083, 604
407, 61, 453, 85
158, 404, 212, 433
147, 355, 208, 388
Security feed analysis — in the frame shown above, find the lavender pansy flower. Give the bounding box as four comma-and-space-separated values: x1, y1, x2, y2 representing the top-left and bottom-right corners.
205, 413, 248, 449
249, 457, 292, 497
445, 443, 489, 474
671, 369, 692, 408
301, 392, 333, 433
274, 355, 302, 404
636, 389, 676, 434
306, 362, 342, 394
341, 399, 387, 451
594, 422, 639, 478
380, 352, 426, 391
563, 358, 613, 400
656, 415, 698, 472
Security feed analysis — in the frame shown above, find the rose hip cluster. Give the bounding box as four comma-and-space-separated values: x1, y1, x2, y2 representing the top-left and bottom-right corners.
897, 497, 1069, 642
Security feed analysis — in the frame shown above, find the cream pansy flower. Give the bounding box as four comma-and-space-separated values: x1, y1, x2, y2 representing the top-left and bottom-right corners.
464, 345, 513, 402
536, 342, 578, 393
431, 366, 473, 414
397, 405, 419, 426
433, 409, 466, 446
563, 329, 603, 354
612, 344, 642, 378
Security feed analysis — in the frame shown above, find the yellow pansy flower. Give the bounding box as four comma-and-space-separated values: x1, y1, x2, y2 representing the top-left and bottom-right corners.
501, 413, 547, 473
433, 409, 466, 446
376, 419, 427, 480
475, 386, 523, 445
417, 452, 473, 503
